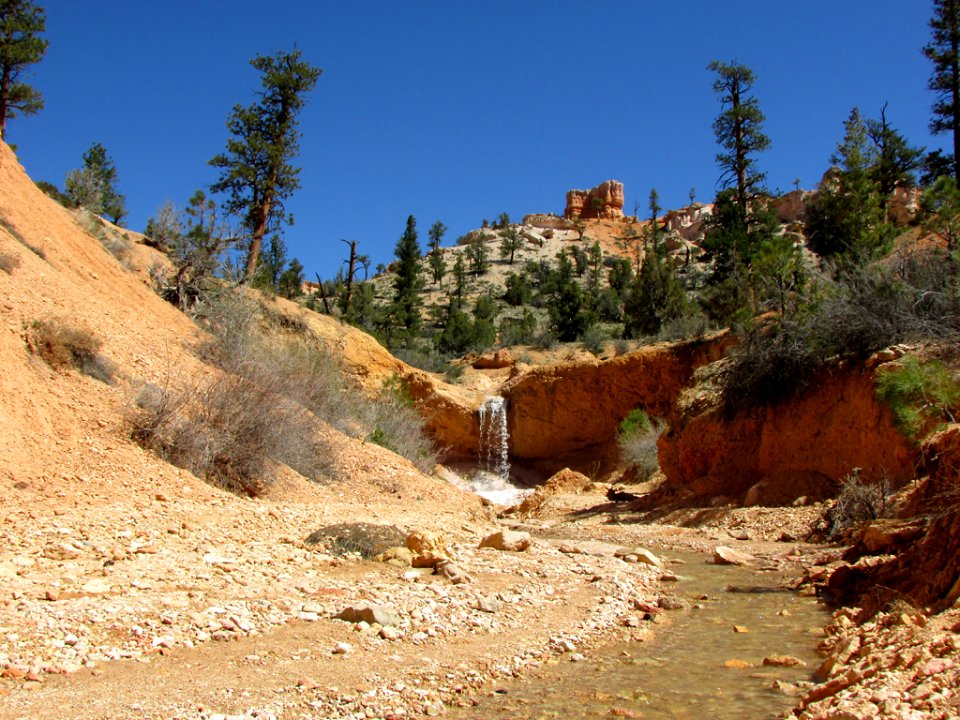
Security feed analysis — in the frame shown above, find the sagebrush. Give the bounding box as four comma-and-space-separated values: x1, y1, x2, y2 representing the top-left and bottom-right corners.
618, 409, 664, 479
27, 319, 115, 383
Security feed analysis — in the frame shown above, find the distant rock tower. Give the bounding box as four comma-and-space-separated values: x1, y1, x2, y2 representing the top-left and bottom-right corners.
564, 180, 625, 220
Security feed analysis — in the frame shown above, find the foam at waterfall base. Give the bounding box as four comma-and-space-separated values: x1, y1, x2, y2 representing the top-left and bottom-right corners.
443, 468, 533, 507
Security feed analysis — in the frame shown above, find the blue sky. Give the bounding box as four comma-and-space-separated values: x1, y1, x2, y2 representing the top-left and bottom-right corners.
11, 1, 937, 280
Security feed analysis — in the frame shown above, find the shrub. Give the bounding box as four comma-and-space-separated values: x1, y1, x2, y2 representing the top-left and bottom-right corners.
720, 269, 916, 415
824, 469, 892, 540
618, 409, 664, 479
133, 289, 441, 493
876, 355, 960, 441
580, 325, 607, 356
130, 373, 317, 497
27, 319, 115, 383
304, 523, 406, 558
0, 251, 21, 273
361, 375, 438, 472
499, 310, 538, 347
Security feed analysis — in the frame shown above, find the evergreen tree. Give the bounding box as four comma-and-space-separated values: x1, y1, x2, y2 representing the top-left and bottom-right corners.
925, 0, 960, 181
921, 175, 960, 250
503, 270, 533, 306
866, 104, 924, 220
254, 234, 288, 292
390, 214, 423, 339
751, 235, 805, 318
210, 49, 321, 283
546, 252, 589, 342
808, 108, 889, 260
64, 142, 126, 223
466, 233, 489, 275
451, 254, 467, 308
623, 216, 686, 338
428, 220, 447, 251
708, 60, 770, 212
278, 257, 304, 298
0, 0, 47, 140
499, 225, 523, 264
428, 247, 446, 286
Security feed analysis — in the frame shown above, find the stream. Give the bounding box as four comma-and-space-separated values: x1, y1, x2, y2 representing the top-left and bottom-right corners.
449, 551, 827, 720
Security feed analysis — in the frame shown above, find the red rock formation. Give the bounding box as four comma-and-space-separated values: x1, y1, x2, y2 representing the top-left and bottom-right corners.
658, 358, 919, 506
501, 333, 735, 461
564, 180, 625, 220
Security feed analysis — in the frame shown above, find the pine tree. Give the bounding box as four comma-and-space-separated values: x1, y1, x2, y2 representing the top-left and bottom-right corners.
210, 49, 321, 283
278, 258, 304, 298
808, 108, 889, 260
255, 234, 288, 292
925, 0, 960, 181
428, 220, 447, 251
428, 247, 446, 286
64, 142, 126, 223
546, 252, 589, 342
708, 60, 770, 212
391, 215, 423, 339
623, 223, 686, 338
451, 254, 467, 308
499, 225, 523, 264
865, 104, 924, 222
0, 0, 47, 140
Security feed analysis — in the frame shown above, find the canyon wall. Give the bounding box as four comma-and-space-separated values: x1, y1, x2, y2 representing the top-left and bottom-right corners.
501, 333, 735, 460
658, 357, 919, 505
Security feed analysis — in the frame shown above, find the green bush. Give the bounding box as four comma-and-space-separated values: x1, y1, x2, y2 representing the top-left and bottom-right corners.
618, 409, 664, 479
876, 355, 960, 441
580, 325, 607, 356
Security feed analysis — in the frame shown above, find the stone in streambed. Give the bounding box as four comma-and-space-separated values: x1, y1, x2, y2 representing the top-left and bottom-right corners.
713, 545, 756, 566
479, 530, 531, 552
334, 604, 401, 628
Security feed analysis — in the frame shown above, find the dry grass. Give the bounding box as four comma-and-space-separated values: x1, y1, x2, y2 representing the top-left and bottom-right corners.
26, 319, 115, 383
130, 289, 440, 496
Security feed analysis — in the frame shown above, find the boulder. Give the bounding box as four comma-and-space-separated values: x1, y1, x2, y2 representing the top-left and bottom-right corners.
435, 558, 472, 584
334, 604, 401, 628
713, 546, 756, 566
472, 350, 514, 370
375, 546, 415, 567
614, 547, 662, 567
406, 530, 448, 557
479, 529, 532, 552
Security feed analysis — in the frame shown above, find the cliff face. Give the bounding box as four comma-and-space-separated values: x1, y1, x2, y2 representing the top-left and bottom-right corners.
564, 180, 625, 220
658, 358, 919, 505
501, 333, 735, 460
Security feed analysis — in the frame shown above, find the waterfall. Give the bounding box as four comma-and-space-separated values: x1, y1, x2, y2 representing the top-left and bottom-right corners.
478, 395, 511, 481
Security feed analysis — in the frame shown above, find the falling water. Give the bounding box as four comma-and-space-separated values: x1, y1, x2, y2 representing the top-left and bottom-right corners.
478, 395, 511, 481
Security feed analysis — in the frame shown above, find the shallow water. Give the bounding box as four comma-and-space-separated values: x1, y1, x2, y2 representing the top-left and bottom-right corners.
451, 552, 827, 720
